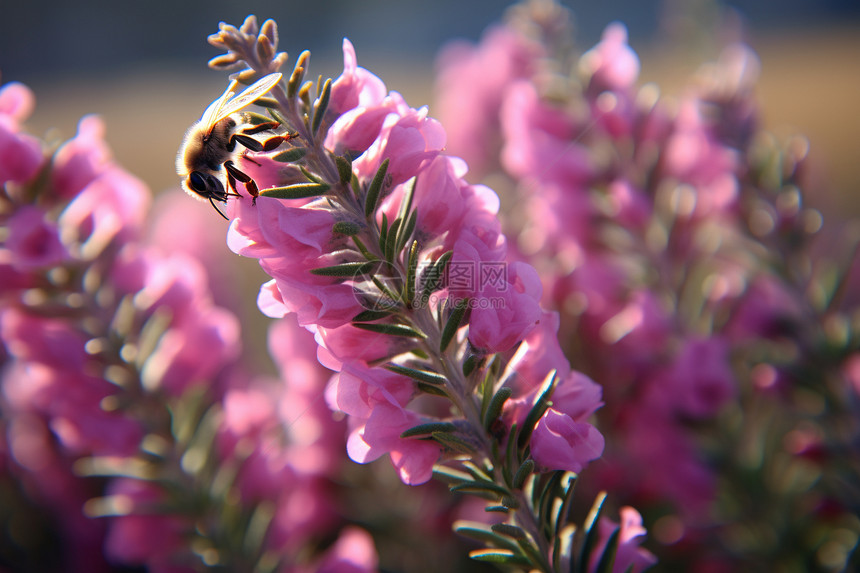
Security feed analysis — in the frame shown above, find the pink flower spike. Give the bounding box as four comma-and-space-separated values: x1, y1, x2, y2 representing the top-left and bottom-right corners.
530, 408, 604, 473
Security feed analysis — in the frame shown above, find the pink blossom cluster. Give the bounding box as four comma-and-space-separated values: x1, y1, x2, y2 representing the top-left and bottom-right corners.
435, 3, 859, 570
226, 38, 607, 491
438, 15, 746, 522
0, 79, 377, 573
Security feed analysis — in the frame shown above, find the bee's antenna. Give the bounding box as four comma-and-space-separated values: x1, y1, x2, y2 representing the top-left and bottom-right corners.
209, 196, 230, 220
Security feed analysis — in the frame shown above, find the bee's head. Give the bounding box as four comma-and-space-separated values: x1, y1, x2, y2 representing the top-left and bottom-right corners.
183, 171, 227, 202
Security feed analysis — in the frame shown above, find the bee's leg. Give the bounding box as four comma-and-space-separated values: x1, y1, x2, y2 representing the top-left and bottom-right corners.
258, 132, 297, 152
231, 134, 264, 152
224, 160, 259, 205
241, 121, 280, 135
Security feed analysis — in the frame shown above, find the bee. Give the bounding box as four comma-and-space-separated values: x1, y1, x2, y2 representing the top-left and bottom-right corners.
176, 72, 292, 219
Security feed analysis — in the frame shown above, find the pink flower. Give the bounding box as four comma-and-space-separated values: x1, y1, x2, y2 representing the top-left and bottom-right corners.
591, 506, 657, 573
664, 337, 736, 418
51, 115, 113, 199
2, 206, 67, 270
346, 401, 441, 485
313, 526, 379, 573
328, 38, 388, 118
326, 361, 415, 419
580, 23, 640, 93
0, 81, 35, 121
104, 479, 192, 573
58, 165, 151, 252
435, 25, 540, 174
351, 103, 447, 187
500, 80, 592, 186
468, 261, 543, 352
0, 81, 43, 185
530, 408, 604, 473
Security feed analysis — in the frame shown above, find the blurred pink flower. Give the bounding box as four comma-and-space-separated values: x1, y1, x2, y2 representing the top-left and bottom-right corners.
531, 408, 604, 473
592, 506, 657, 573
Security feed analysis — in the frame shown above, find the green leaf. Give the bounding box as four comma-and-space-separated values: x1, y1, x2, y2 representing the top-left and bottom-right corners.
485, 505, 510, 514
312, 77, 331, 135
270, 147, 307, 162
385, 363, 448, 386
578, 491, 609, 573
433, 431, 477, 455
350, 235, 378, 262
450, 479, 510, 497
251, 96, 279, 109
440, 299, 468, 353
352, 322, 425, 338
299, 165, 323, 183
260, 182, 330, 199
513, 459, 535, 490
351, 309, 393, 322
385, 217, 401, 263
432, 465, 472, 484
421, 250, 452, 301
400, 422, 457, 438
484, 386, 513, 431
553, 472, 578, 541
396, 208, 417, 254
491, 523, 527, 540
594, 528, 620, 573
287, 51, 310, 99
396, 176, 417, 222
416, 382, 449, 397
332, 221, 362, 236
518, 369, 559, 450
469, 549, 531, 566
365, 158, 389, 218
309, 261, 374, 277
335, 154, 353, 185
454, 521, 521, 553
405, 240, 419, 307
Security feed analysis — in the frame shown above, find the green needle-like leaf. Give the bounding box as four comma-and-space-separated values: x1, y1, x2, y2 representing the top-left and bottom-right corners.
385, 217, 401, 262
365, 158, 389, 218
335, 154, 353, 185
400, 422, 458, 438
385, 363, 448, 385
270, 148, 307, 162
353, 322, 426, 338
594, 528, 620, 573
260, 182, 330, 199
579, 492, 609, 573
454, 522, 521, 553
484, 386, 513, 430
312, 77, 331, 135
332, 221, 362, 236
518, 370, 559, 450
309, 261, 374, 277
513, 459, 535, 490
491, 523, 527, 540
440, 300, 468, 353
469, 549, 532, 566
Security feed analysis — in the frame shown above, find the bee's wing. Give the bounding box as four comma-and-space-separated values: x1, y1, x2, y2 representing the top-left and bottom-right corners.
210, 73, 283, 127
200, 80, 239, 134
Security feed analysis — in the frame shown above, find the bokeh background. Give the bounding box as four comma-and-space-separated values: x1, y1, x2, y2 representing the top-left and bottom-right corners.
1, 0, 858, 201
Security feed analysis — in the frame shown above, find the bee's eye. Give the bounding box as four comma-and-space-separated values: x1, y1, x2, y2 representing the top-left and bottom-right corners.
188, 172, 208, 194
